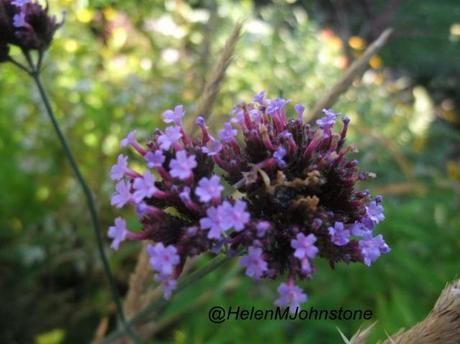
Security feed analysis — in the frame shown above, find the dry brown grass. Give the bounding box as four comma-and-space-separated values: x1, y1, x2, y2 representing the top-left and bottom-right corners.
340, 279, 460, 344
188, 21, 243, 132
305, 28, 393, 122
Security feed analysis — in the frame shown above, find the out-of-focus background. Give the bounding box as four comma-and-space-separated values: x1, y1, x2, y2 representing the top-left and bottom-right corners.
1, 0, 459, 343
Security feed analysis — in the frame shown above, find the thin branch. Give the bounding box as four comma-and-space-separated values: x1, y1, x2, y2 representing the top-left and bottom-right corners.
305, 28, 393, 121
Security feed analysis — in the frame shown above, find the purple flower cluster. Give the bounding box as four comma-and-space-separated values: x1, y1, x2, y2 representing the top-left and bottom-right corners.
0, 0, 64, 62
108, 92, 390, 307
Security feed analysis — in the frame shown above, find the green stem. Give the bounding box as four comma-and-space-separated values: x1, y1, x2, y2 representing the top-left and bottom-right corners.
29, 70, 141, 343
7, 57, 31, 75
102, 253, 234, 343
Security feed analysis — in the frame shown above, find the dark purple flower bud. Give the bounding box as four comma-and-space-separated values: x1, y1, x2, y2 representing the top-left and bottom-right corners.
256, 221, 270, 237
294, 104, 305, 120
0, 0, 64, 53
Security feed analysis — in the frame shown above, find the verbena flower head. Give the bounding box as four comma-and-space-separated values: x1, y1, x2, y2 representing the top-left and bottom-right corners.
0, 0, 64, 62
108, 93, 390, 307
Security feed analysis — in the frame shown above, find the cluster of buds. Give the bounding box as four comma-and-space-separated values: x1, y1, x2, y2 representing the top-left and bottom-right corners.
108, 92, 390, 309
0, 0, 63, 62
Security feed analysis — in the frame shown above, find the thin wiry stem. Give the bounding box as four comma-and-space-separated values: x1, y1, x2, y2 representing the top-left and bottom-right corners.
7, 57, 31, 75
15, 53, 141, 344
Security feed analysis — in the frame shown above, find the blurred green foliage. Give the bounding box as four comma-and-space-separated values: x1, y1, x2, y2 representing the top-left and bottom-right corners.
1, 0, 459, 343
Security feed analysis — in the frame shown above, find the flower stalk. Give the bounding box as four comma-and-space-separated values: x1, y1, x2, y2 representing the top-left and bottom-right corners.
20, 53, 141, 343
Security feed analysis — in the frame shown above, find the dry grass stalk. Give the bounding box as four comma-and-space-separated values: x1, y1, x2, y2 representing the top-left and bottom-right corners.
305, 28, 393, 121
103, 244, 151, 344
350, 322, 378, 344
338, 323, 376, 344
93, 317, 109, 343
342, 279, 460, 344
123, 243, 151, 318
381, 279, 460, 344
189, 20, 243, 132
374, 182, 425, 196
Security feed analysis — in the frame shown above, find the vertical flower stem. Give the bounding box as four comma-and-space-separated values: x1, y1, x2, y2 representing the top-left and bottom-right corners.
25, 61, 140, 343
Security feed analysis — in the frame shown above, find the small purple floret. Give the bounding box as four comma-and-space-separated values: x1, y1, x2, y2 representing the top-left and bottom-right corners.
291, 233, 318, 260
366, 201, 385, 224
253, 90, 265, 104
162, 105, 185, 124
273, 146, 287, 168
13, 12, 27, 28
349, 221, 370, 237
223, 200, 250, 231
328, 222, 350, 246
12, 0, 30, 6
294, 104, 305, 120
256, 221, 270, 237
169, 150, 197, 180
133, 171, 157, 203
202, 139, 222, 156
275, 282, 307, 312
107, 217, 128, 250
110, 154, 128, 180
111, 180, 132, 208
200, 206, 229, 239
219, 122, 237, 142
240, 246, 268, 279
158, 126, 182, 150
147, 242, 180, 275
145, 150, 165, 168
155, 274, 177, 299
359, 234, 391, 266
316, 109, 337, 130
266, 98, 289, 115
195, 175, 223, 203
120, 130, 137, 148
